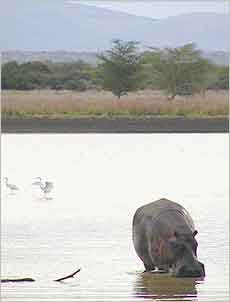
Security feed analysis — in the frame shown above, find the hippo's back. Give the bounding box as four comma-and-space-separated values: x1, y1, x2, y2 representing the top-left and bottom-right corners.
133, 198, 195, 240
133, 198, 193, 224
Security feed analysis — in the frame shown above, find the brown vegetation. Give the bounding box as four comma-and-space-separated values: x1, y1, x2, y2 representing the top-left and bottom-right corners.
1, 89, 229, 118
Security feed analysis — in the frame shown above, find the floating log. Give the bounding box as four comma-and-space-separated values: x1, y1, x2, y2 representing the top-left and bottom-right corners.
1, 278, 35, 283
54, 268, 81, 282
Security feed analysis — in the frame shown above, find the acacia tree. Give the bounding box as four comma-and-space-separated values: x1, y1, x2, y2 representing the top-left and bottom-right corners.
97, 40, 142, 98
148, 43, 212, 99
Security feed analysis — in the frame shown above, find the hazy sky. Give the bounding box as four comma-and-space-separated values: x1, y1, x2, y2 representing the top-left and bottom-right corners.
73, 1, 229, 19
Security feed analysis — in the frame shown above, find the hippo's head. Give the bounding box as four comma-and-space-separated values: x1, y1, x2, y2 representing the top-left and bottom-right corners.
167, 230, 205, 278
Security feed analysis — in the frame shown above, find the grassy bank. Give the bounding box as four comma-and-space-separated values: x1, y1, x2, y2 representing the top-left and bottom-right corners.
1, 89, 229, 118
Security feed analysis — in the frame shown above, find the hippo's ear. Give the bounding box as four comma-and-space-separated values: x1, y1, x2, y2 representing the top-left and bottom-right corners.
193, 230, 198, 237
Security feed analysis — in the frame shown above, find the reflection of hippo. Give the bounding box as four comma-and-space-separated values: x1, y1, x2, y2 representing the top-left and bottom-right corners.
134, 273, 197, 299
132, 198, 205, 277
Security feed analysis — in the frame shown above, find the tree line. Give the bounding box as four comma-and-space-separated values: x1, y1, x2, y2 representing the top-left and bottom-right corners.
2, 40, 229, 99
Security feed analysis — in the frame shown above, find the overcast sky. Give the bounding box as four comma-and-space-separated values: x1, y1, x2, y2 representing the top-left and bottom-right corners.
73, 1, 228, 19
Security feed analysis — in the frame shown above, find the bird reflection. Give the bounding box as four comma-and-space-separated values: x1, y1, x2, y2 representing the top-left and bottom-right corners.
134, 272, 198, 300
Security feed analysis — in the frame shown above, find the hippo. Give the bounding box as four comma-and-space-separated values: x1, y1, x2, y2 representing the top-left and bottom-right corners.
132, 198, 205, 278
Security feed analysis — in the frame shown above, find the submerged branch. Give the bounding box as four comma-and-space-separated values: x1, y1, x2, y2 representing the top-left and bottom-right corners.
54, 268, 81, 282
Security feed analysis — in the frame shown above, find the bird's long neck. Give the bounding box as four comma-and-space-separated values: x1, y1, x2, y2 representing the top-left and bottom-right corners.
40, 182, 45, 190
36, 177, 44, 188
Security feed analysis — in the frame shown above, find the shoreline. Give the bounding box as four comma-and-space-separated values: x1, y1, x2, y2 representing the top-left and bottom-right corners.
1, 117, 229, 133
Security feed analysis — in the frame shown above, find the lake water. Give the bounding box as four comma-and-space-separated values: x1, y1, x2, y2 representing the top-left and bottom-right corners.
1, 134, 229, 302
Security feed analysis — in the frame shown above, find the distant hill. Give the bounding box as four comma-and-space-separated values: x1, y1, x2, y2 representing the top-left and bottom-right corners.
0, 1, 229, 52
2, 51, 99, 65
2, 50, 229, 67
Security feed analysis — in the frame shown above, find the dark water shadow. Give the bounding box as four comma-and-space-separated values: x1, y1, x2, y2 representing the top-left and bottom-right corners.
134, 272, 199, 301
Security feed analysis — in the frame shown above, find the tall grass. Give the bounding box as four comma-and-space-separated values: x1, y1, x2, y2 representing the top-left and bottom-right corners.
1, 89, 229, 118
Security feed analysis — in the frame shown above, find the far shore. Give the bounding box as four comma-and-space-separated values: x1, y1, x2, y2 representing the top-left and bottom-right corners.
2, 116, 229, 133
2, 89, 229, 133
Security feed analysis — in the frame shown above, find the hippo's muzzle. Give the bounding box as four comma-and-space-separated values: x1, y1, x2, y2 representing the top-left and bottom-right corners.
174, 261, 205, 278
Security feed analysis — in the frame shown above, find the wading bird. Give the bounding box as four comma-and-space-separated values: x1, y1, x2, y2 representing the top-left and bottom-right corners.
32, 177, 53, 199
4, 177, 19, 194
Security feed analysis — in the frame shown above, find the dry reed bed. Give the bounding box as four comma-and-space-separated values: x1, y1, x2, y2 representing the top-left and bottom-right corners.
2, 90, 229, 117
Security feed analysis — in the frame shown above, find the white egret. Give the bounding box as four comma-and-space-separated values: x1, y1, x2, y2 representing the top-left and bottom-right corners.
32, 177, 53, 198
4, 177, 19, 194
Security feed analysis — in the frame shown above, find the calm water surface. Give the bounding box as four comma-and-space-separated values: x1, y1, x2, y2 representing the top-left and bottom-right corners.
1, 134, 229, 302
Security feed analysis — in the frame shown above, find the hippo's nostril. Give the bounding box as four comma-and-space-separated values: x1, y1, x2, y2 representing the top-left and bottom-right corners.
197, 262, 205, 277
